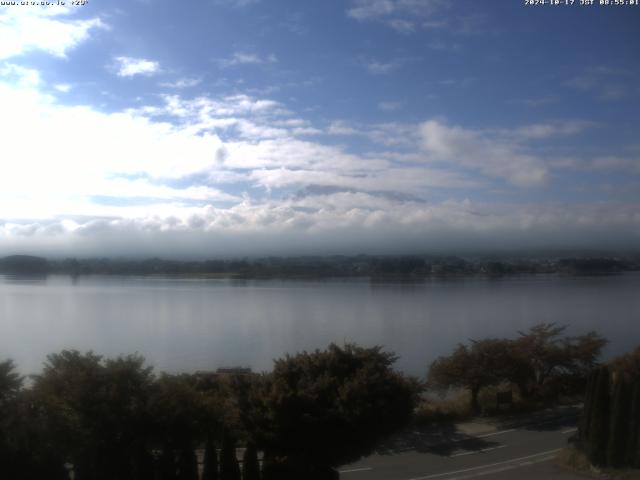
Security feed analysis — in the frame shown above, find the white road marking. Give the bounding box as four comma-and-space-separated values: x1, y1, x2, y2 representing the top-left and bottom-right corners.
408, 448, 561, 480
443, 455, 556, 480
449, 444, 507, 458
341, 419, 574, 477
339, 467, 373, 474
475, 429, 515, 438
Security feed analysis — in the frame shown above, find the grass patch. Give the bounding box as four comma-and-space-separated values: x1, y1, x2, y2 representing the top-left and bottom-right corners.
414, 384, 584, 425
413, 392, 471, 424
557, 445, 592, 472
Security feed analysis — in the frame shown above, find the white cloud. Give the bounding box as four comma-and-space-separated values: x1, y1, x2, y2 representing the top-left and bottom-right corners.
214, 0, 260, 7
220, 52, 277, 68
134, 93, 288, 139
0, 66, 237, 221
325, 119, 587, 189
54, 83, 72, 93
0, 62, 41, 87
565, 66, 636, 101
347, 0, 443, 23
509, 121, 593, 140
366, 61, 397, 75
588, 155, 640, 173
552, 155, 640, 174
0, 5, 105, 60
2, 197, 638, 257
366, 122, 419, 147
346, 0, 484, 35
0, 66, 443, 231
327, 120, 360, 136
389, 19, 416, 33
419, 120, 548, 187
0, 57, 637, 255
160, 77, 202, 89
248, 165, 477, 194
222, 137, 390, 172
348, 0, 395, 20
428, 40, 460, 51
114, 56, 161, 77
514, 96, 556, 108
378, 101, 404, 111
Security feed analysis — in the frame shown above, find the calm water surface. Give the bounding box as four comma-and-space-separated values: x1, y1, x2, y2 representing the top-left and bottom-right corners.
1, 273, 639, 377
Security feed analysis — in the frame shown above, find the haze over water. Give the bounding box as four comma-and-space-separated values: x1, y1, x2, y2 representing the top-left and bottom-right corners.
2, 272, 638, 377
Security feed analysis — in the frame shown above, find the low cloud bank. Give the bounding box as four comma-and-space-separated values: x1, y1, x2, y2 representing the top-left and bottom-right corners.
1, 197, 638, 258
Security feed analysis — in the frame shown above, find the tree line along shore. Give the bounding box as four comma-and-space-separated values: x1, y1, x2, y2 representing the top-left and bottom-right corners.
1, 254, 639, 278
1, 323, 638, 479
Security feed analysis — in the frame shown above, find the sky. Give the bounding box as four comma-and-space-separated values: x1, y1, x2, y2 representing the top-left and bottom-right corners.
0, 0, 639, 257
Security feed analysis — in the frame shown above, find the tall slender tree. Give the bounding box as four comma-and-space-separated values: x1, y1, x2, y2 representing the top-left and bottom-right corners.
586, 366, 610, 466
242, 443, 260, 480
177, 445, 199, 480
220, 432, 241, 480
579, 370, 597, 440
606, 372, 629, 467
627, 378, 640, 467
159, 445, 177, 480
202, 437, 219, 480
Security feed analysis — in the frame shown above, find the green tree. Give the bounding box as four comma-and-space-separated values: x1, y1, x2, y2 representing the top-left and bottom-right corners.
513, 324, 606, 398
248, 344, 420, 477
31, 350, 155, 480
4, 386, 70, 479
202, 437, 219, 480
176, 445, 198, 480
586, 366, 610, 466
579, 370, 598, 440
612, 346, 640, 375
0, 359, 22, 403
0, 359, 28, 479
242, 442, 260, 480
580, 347, 640, 469
220, 431, 241, 480
148, 374, 208, 460
261, 454, 292, 480
627, 378, 640, 467
606, 372, 629, 467
158, 445, 177, 480
428, 339, 514, 414
31, 350, 105, 480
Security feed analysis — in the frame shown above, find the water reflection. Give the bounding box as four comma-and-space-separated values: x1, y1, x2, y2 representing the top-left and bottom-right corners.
2, 273, 49, 285
0, 273, 638, 377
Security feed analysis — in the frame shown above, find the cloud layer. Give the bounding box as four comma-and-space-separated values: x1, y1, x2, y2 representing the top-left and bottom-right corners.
0, 5, 104, 59
0, 2, 638, 257
1, 60, 638, 256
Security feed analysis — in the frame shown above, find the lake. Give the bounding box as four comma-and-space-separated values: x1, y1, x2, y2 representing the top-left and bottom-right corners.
1, 273, 639, 377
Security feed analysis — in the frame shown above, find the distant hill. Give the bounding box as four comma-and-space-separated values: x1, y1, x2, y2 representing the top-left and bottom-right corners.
0, 255, 50, 274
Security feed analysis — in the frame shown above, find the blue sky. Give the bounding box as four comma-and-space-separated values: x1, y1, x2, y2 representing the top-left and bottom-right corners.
0, 0, 639, 257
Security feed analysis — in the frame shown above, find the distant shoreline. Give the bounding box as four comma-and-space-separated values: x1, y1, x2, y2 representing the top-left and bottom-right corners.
1, 254, 638, 279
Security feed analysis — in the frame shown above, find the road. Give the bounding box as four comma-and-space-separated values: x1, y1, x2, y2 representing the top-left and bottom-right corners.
339, 411, 588, 480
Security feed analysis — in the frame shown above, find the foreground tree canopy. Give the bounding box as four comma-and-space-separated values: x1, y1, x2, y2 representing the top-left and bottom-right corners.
3, 333, 628, 479
0, 343, 420, 480
246, 344, 421, 473
428, 323, 607, 412
427, 338, 515, 413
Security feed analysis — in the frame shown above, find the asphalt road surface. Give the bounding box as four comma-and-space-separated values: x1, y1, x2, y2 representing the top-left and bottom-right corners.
339, 413, 588, 480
